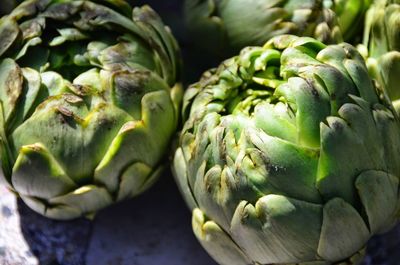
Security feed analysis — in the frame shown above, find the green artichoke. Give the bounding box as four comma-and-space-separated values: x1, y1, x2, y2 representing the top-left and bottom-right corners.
0, 0, 181, 220
173, 35, 400, 265
184, 0, 370, 58
360, 0, 400, 114
325, 0, 372, 42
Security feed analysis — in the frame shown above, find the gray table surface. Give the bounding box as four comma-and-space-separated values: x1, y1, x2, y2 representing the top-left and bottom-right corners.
1, 1, 400, 265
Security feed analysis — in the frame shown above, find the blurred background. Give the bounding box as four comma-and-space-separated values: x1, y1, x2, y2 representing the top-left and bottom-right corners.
134, 0, 221, 86
0, 1, 400, 265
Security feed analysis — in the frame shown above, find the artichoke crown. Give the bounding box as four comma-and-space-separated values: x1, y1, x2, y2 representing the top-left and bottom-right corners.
174, 35, 400, 265
361, 0, 400, 113
0, 0, 182, 219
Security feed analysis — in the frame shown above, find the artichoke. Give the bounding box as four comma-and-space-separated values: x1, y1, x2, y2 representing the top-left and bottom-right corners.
360, 0, 400, 114
326, 0, 372, 42
184, 0, 370, 58
0, 0, 181, 220
173, 35, 400, 265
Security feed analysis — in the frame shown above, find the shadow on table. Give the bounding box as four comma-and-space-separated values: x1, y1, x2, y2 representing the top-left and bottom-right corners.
16, 171, 215, 265
17, 199, 92, 265
85, 172, 217, 265
361, 223, 400, 265
16, 170, 216, 265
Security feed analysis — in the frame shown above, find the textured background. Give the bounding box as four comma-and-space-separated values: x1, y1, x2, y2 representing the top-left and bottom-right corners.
0, 1, 400, 265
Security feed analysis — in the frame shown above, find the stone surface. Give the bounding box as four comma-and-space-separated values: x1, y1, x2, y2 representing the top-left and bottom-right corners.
17, 199, 91, 265
0, 187, 92, 265
0, 187, 38, 265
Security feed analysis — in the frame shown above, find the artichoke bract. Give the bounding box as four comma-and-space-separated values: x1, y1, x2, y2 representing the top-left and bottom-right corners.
173, 35, 400, 265
184, 0, 370, 58
360, 0, 400, 114
0, 0, 182, 220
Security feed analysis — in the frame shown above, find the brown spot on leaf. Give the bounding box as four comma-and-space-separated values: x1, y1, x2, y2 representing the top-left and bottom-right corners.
114, 70, 150, 97
64, 93, 83, 104
5, 65, 23, 109
57, 106, 73, 117
331, 120, 344, 132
